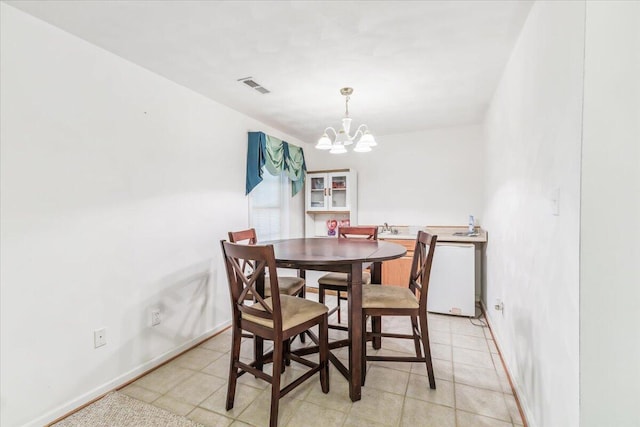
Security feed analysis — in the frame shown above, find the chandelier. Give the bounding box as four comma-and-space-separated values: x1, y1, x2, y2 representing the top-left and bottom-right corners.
315, 87, 377, 154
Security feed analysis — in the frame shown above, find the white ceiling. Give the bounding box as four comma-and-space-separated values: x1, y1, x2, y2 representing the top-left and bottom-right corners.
7, 0, 533, 144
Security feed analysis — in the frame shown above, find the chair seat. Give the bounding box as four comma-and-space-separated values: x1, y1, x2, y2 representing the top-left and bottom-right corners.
317, 271, 371, 287
362, 285, 419, 309
245, 295, 328, 331
265, 275, 305, 297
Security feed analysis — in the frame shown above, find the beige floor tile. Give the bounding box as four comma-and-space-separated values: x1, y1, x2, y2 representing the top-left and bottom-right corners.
411, 357, 453, 381
500, 377, 514, 395
364, 365, 410, 395
118, 383, 161, 403
152, 395, 195, 416
504, 394, 524, 425
236, 364, 274, 391
172, 347, 226, 371
229, 421, 254, 427
379, 335, 420, 355
341, 412, 388, 427
457, 410, 513, 427
454, 362, 502, 392
304, 367, 352, 413
427, 315, 451, 333
347, 388, 404, 426
279, 365, 315, 401
200, 383, 262, 418
484, 327, 494, 339
452, 334, 490, 352
429, 330, 452, 345
431, 342, 453, 361
406, 376, 454, 407
455, 383, 510, 422
167, 372, 226, 406
453, 347, 495, 369
200, 334, 233, 353
450, 319, 487, 337
400, 397, 455, 427
236, 388, 298, 427
284, 400, 346, 427
187, 407, 234, 427
134, 364, 196, 394
202, 355, 232, 379
368, 348, 414, 373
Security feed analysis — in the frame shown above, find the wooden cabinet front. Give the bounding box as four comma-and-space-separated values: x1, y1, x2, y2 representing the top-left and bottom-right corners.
380, 239, 415, 287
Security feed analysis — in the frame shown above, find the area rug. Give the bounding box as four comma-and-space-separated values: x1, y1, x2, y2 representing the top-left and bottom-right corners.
52, 392, 204, 427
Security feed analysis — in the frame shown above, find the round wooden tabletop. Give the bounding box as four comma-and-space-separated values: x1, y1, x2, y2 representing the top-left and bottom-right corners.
264, 237, 407, 267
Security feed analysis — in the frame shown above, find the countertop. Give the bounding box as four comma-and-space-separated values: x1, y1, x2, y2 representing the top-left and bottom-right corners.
377, 226, 487, 243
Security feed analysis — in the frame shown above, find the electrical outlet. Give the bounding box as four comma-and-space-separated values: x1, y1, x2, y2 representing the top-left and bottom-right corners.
151, 310, 161, 326
94, 328, 106, 348
494, 299, 504, 311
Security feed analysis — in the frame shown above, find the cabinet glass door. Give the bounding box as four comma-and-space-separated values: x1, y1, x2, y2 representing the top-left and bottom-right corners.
329, 174, 348, 209
309, 176, 327, 209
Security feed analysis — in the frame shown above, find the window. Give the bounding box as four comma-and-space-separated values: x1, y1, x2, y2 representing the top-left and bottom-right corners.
248, 171, 290, 241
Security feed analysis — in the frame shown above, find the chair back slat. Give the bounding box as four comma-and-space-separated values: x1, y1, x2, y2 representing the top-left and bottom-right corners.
221, 240, 282, 330
228, 228, 258, 245
408, 231, 437, 310
338, 226, 378, 240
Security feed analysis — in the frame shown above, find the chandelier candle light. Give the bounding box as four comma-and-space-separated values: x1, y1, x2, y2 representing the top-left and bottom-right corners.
315, 87, 377, 154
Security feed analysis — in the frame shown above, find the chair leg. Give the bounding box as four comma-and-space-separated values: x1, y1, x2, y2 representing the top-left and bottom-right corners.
319, 314, 330, 393
254, 336, 264, 374
283, 339, 291, 370
372, 315, 382, 349
299, 284, 306, 343
270, 338, 283, 427
226, 324, 242, 410
419, 314, 436, 389
410, 316, 423, 358
336, 290, 342, 323
361, 314, 367, 386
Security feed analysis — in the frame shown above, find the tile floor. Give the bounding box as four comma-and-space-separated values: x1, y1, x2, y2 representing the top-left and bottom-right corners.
120, 293, 524, 427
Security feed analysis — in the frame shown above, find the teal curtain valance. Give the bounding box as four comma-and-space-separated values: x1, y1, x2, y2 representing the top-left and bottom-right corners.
246, 131, 307, 196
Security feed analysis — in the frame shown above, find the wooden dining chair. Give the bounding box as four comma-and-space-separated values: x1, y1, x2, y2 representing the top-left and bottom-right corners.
228, 228, 305, 299
318, 226, 378, 326
221, 240, 329, 427
361, 230, 438, 389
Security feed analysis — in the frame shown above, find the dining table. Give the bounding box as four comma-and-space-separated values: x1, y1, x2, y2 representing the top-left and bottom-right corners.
259, 237, 407, 402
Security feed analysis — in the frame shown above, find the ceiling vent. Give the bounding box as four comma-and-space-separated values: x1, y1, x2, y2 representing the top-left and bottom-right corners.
237, 77, 270, 94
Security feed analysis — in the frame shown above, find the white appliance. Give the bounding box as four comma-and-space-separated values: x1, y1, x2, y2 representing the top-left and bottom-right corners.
427, 242, 476, 317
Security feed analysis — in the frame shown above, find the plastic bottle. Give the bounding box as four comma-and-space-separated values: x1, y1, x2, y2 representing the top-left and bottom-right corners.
468, 215, 475, 233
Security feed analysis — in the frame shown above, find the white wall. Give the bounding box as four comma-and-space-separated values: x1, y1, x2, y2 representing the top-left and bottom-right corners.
0, 4, 303, 426
482, 2, 584, 426
580, 2, 640, 426
305, 125, 484, 227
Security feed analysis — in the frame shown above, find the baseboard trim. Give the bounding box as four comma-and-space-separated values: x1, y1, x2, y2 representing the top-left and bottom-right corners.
480, 301, 531, 427
34, 321, 231, 427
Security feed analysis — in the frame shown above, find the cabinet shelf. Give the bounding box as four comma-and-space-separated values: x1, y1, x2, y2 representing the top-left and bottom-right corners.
305, 169, 357, 243
306, 210, 351, 215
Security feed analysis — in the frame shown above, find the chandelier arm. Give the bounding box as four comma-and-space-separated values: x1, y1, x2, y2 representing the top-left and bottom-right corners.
352, 124, 369, 140
324, 127, 338, 139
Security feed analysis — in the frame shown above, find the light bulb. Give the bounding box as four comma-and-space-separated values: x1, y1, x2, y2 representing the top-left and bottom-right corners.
353, 141, 372, 152
315, 134, 332, 150
329, 143, 347, 154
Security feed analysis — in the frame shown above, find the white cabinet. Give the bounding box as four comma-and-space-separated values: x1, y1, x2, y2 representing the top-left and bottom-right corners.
427, 243, 477, 317
304, 169, 358, 239
306, 171, 353, 212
